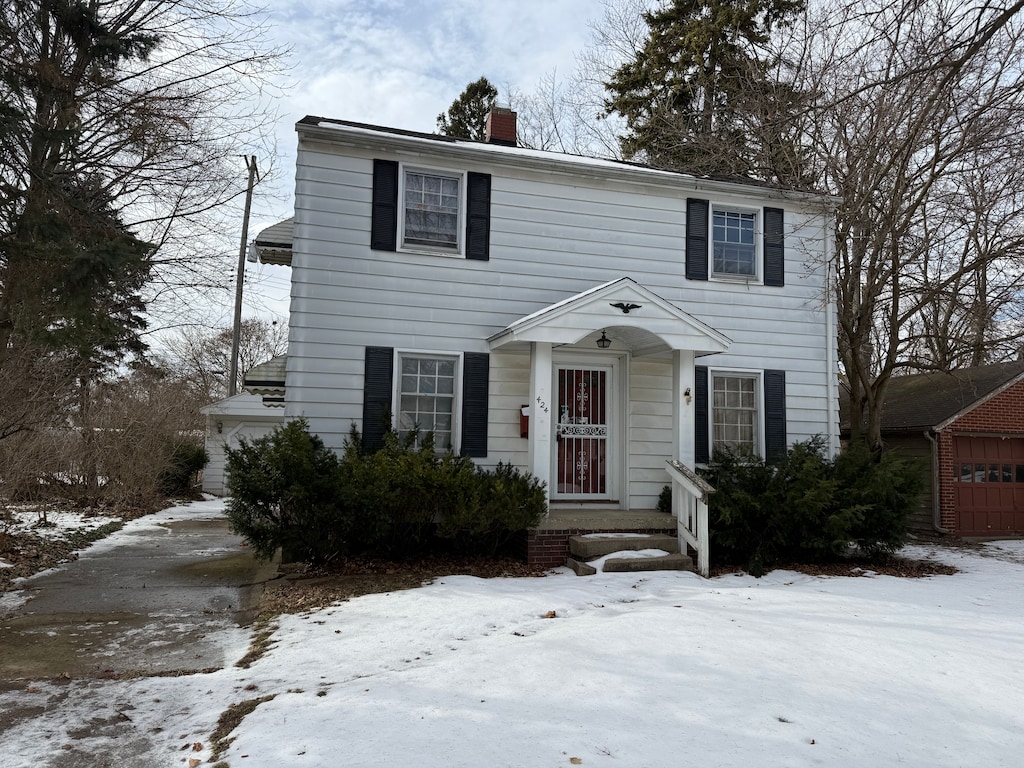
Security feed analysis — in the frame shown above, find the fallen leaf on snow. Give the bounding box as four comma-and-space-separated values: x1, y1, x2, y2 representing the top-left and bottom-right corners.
543, 610, 557, 619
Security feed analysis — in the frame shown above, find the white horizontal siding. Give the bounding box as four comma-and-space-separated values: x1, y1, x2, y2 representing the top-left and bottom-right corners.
486, 351, 530, 470
286, 139, 837, 476
628, 358, 673, 510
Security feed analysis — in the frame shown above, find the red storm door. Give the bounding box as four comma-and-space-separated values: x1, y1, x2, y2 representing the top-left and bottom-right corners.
555, 366, 610, 498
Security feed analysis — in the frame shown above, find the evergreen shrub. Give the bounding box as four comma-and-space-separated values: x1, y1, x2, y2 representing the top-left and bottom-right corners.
158, 441, 208, 496
702, 438, 923, 575
340, 428, 483, 556
438, 462, 547, 554
226, 420, 547, 564
834, 440, 924, 557
226, 419, 347, 564
657, 484, 672, 515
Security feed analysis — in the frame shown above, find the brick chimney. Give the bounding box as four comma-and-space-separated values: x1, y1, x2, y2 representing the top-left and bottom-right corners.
485, 106, 517, 146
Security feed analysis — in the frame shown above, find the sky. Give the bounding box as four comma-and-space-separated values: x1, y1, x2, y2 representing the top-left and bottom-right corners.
238, 0, 605, 323
4, 497, 1024, 766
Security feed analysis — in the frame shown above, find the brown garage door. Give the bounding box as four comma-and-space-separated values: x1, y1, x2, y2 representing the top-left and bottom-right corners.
954, 436, 1024, 535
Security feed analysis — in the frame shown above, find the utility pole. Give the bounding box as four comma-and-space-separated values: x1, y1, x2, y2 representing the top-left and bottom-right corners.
229, 155, 258, 397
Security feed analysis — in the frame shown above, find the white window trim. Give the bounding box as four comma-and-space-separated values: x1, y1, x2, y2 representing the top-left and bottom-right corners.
709, 368, 764, 458
397, 163, 467, 258
710, 204, 761, 283
392, 349, 463, 453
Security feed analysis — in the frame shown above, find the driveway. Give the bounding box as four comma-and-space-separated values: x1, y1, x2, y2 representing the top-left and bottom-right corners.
0, 498, 277, 681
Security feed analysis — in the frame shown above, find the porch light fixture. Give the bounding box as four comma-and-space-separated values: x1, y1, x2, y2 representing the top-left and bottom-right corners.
216, 421, 223, 434
596, 330, 612, 349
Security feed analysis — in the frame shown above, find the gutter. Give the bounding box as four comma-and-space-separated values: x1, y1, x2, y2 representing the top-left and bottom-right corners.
924, 430, 949, 534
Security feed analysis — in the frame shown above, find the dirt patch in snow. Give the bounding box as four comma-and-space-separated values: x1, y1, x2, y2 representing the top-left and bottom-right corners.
257, 547, 960, 619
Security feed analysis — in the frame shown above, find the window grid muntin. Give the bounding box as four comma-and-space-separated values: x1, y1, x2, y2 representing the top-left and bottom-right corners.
397, 355, 456, 449
403, 170, 460, 250
712, 208, 757, 277
712, 374, 758, 454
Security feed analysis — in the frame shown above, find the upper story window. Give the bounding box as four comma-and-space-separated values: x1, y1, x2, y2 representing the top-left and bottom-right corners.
686, 198, 784, 286
712, 208, 757, 278
403, 170, 461, 251
371, 159, 491, 261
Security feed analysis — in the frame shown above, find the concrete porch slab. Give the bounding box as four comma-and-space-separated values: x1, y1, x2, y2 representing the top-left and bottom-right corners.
534, 508, 675, 532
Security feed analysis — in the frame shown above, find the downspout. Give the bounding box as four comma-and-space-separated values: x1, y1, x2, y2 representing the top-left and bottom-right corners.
824, 215, 840, 458
924, 430, 949, 534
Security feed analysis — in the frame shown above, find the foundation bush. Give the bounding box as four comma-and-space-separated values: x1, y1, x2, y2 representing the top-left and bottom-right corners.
702, 437, 923, 575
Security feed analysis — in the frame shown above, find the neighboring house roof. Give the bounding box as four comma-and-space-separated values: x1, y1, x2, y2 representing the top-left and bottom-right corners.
843, 361, 1024, 434
242, 355, 286, 402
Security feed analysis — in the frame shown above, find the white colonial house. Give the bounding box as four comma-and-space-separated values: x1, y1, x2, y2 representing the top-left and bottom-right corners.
227, 109, 839, 573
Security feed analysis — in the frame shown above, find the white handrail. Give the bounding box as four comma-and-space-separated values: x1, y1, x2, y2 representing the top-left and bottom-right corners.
665, 459, 714, 577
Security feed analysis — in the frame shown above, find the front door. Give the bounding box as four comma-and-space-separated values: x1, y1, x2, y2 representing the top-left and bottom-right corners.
553, 364, 614, 500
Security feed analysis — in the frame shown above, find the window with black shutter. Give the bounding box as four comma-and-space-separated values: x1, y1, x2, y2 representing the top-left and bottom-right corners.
694, 368, 788, 462
685, 199, 785, 286
370, 160, 491, 259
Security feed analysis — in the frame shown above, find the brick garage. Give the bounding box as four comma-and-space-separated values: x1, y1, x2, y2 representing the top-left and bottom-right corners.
855, 362, 1024, 537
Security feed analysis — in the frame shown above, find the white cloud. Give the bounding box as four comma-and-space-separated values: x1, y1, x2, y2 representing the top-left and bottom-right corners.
241, 0, 602, 322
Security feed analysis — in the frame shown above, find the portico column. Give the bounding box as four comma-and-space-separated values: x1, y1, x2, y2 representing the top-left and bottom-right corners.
672, 349, 696, 466
528, 341, 553, 500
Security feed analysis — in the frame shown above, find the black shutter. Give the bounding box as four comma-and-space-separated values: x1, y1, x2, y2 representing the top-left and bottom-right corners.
370, 159, 398, 251
466, 172, 491, 261
461, 352, 489, 457
362, 347, 394, 452
763, 207, 785, 287
695, 366, 709, 463
764, 369, 787, 462
686, 198, 709, 281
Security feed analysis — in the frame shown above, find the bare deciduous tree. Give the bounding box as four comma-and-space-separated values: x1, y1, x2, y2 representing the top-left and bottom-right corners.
157, 317, 288, 402
795, 0, 1024, 444
578, 0, 1024, 446
0, 0, 287, 355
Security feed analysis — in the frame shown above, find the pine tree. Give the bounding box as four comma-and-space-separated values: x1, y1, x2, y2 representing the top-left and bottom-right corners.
436, 76, 499, 141
603, 0, 806, 183
0, 0, 158, 372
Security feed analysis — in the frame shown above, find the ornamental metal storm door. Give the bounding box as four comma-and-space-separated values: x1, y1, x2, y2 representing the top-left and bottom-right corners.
553, 365, 612, 499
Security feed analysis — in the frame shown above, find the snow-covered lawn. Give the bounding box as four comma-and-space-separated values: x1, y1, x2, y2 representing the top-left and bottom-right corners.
4, 502, 1024, 767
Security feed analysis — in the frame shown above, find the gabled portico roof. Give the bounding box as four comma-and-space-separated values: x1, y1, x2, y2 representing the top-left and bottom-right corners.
488, 277, 731, 357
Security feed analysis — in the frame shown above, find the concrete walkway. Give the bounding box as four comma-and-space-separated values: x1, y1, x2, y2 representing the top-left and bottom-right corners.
0, 499, 277, 681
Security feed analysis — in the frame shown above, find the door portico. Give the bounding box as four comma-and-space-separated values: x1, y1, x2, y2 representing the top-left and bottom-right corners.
488, 278, 731, 507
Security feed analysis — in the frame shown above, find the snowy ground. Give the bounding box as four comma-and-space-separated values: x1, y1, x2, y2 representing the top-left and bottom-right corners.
3, 500, 1024, 767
